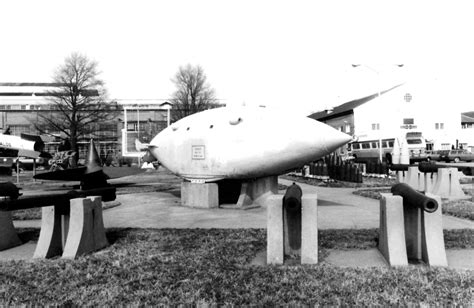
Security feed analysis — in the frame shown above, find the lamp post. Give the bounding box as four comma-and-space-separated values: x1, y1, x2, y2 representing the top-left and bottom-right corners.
352, 64, 404, 163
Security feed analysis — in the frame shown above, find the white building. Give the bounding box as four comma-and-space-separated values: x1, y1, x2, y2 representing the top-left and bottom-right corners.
309, 81, 468, 151
459, 113, 474, 152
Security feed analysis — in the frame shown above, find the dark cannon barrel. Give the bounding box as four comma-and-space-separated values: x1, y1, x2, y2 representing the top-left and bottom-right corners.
0, 186, 116, 211
389, 164, 410, 171
391, 183, 438, 213
76, 186, 116, 203
283, 183, 302, 212
418, 162, 474, 175
0, 190, 81, 211
462, 167, 474, 176
283, 183, 302, 251
418, 162, 447, 173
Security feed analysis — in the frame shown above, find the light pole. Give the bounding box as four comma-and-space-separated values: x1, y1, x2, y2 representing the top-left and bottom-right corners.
352, 64, 404, 163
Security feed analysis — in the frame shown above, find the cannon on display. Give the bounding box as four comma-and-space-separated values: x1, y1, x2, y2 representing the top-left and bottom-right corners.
390, 183, 438, 213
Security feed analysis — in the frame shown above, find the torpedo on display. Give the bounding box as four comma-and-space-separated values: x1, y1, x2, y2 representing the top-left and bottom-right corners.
148, 106, 352, 182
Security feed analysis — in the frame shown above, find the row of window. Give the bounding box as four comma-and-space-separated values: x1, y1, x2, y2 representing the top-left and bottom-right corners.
370, 122, 446, 130
0, 104, 44, 110
351, 139, 395, 150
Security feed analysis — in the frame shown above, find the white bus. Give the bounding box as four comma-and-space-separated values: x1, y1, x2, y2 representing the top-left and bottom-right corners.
348, 132, 426, 164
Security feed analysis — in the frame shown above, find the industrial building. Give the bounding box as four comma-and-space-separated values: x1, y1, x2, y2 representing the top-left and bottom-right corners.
0, 83, 171, 161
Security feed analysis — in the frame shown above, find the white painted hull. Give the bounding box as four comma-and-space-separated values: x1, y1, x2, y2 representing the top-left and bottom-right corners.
149, 107, 351, 182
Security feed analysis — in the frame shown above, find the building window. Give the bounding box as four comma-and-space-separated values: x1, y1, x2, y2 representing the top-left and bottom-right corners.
345, 123, 351, 133
404, 93, 412, 102
435, 123, 445, 130
403, 118, 414, 125
371, 123, 380, 130
441, 143, 450, 150
10, 125, 34, 136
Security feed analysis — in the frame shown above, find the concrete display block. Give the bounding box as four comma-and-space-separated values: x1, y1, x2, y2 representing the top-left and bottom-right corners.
379, 194, 408, 266
423, 172, 437, 193
266, 195, 284, 264
396, 170, 406, 184
89, 196, 109, 250
431, 168, 467, 199
34, 205, 66, 258
266, 193, 318, 265
34, 196, 109, 259
236, 176, 278, 208
0, 211, 22, 251
62, 196, 109, 259
405, 166, 424, 191
301, 194, 318, 264
421, 193, 447, 266
181, 181, 219, 208
378, 193, 447, 267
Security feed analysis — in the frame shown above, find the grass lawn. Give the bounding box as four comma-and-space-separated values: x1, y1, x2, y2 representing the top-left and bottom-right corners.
1, 228, 472, 306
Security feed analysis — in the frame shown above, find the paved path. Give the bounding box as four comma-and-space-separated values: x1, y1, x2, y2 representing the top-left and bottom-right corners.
14, 178, 474, 230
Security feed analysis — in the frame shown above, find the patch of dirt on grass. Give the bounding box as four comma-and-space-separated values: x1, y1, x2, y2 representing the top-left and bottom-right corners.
282, 174, 397, 188
352, 188, 391, 200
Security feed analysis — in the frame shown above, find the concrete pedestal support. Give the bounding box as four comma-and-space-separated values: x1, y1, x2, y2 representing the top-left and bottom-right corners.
34, 196, 109, 259
266, 193, 318, 265
397, 171, 407, 183
378, 194, 408, 266
236, 176, 278, 208
62, 196, 109, 259
405, 166, 424, 191
266, 195, 284, 264
301, 195, 318, 264
421, 193, 448, 266
0, 211, 22, 251
431, 168, 467, 199
181, 182, 219, 208
423, 172, 437, 193
33, 206, 66, 258
378, 193, 447, 267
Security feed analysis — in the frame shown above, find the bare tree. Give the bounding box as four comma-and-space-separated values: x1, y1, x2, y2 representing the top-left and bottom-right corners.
170, 64, 219, 121
35, 52, 118, 163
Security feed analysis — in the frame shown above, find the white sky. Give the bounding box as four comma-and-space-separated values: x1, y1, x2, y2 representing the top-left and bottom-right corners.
1, 0, 473, 115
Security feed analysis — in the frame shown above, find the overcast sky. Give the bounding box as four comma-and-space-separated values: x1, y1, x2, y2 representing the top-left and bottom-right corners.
1, 0, 473, 114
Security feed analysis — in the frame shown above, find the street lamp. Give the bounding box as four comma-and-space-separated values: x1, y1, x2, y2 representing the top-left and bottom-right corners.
352, 64, 404, 163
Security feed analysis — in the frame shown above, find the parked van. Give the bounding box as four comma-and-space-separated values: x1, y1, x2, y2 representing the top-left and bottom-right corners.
348, 131, 426, 164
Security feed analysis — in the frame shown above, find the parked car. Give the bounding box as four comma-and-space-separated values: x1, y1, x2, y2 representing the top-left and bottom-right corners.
444, 149, 474, 163
424, 150, 444, 162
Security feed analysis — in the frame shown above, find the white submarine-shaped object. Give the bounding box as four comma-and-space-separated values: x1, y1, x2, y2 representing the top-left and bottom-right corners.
148, 106, 351, 207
